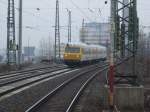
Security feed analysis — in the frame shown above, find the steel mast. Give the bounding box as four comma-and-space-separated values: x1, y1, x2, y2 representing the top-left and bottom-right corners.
18, 0, 23, 67
67, 10, 72, 43
108, 0, 139, 108
54, 0, 60, 61
7, 0, 17, 65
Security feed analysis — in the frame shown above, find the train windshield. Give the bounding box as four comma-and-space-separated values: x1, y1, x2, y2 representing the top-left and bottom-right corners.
65, 47, 80, 53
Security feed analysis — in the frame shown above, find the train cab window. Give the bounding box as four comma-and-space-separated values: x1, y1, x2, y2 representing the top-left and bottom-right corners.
65, 47, 80, 53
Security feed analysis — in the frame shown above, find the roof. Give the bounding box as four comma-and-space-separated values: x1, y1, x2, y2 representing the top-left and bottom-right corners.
65, 42, 106, 49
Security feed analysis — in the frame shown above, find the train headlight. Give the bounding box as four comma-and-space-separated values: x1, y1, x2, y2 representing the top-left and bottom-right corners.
65, 54, 68, 57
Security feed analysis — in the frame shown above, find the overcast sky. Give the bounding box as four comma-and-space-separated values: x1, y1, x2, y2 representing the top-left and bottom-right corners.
0, 0, 149, 49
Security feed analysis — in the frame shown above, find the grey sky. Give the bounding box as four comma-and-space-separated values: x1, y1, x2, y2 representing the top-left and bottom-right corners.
0, 0, 149, 49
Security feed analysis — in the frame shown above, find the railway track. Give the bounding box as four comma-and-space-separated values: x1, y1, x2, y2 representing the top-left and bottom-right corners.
0, 67, 76, 97
25, 64, 108, 112
0, 63, 101, 97
0, 63, 103, 98
0, 65, 68, 87
0, 64, 67, 77
144, 87, 150, 111
66, 67, 108, 112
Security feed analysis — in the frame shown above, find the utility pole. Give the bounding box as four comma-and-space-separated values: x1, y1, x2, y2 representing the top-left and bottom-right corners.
18, 0, 23, 67
108, 0, 116, 108
82, 19, 85, 28
54, 0, 60, 61
67, 9, 72, 43
28, 37, 30, 62
7, 0, 17, 65
48, 35, 51, 62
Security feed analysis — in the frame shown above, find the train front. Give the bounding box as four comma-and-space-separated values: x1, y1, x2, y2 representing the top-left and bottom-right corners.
63, 45, 81, 66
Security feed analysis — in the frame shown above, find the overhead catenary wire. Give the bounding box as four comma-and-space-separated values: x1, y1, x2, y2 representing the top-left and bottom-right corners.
0, 0, 50, 23
0, 0, 51, 33
69, 0, 93, 22
0, 1, 7, 5
0, 0, 109, 24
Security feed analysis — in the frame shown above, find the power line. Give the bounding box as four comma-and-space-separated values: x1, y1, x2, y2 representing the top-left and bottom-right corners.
0, 0, 50, 23
19, 7, 109, 10
69, 0, 93, 22
0, 1, 8, 5
22, 10, 50, 23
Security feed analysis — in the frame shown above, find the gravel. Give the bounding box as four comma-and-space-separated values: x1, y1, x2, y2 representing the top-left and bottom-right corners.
0, 67, 81, 112
72, 71, 106, 112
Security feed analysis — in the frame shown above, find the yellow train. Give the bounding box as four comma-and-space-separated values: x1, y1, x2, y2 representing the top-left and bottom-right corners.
63, 43, 107, 66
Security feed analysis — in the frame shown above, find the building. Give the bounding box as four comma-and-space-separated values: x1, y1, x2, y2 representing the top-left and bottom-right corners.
80, 22, 110, 46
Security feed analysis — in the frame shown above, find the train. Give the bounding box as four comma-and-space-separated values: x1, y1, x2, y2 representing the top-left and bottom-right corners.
63, 43, 107, 66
